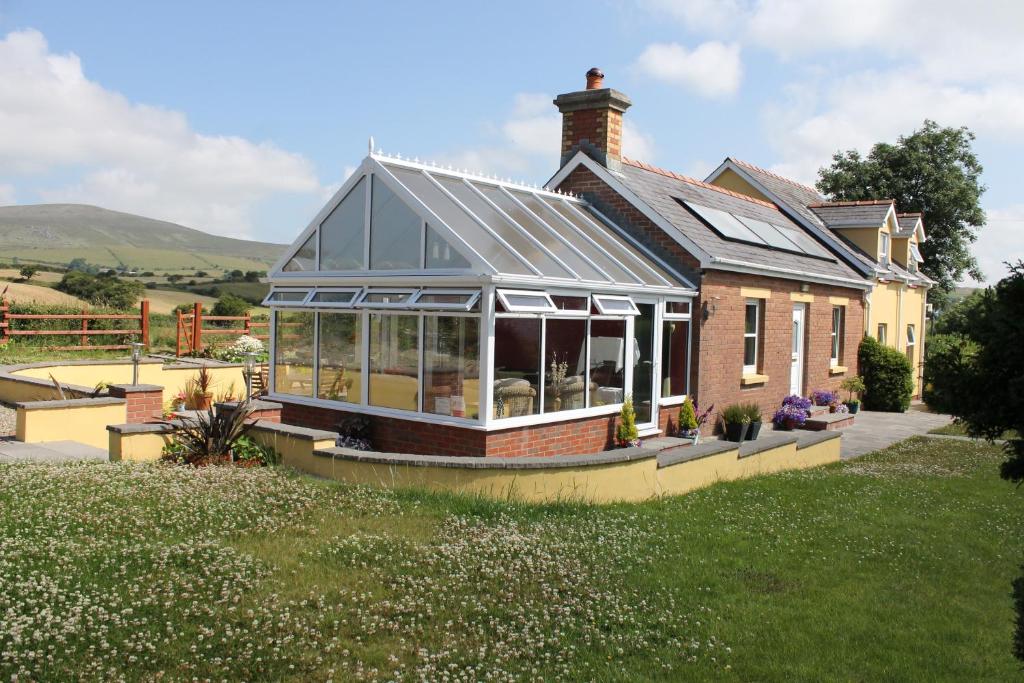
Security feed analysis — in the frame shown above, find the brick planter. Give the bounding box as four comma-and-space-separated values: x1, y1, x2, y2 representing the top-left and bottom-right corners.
108, 384, 164, 424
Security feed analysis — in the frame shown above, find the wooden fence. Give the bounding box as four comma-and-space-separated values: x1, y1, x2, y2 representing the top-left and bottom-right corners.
0, 299, 150, 351
175, 302, 269, 356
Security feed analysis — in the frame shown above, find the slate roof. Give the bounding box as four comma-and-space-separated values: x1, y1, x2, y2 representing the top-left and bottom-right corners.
615, 158, 867, 283
895, 212, 922, 238
808, 200, 894, 228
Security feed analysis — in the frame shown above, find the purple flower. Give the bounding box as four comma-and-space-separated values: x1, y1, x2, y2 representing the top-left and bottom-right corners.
772, 404, 808, 427
810, 389, 837, 406
781, 394, 812, 412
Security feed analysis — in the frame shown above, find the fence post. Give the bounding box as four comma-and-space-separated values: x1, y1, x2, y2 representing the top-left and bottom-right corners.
244, 312, 251, 336
80, 309, 88, 349
140, 299, 150, 348
0, 298, 8, 345
192, 302, 203, 353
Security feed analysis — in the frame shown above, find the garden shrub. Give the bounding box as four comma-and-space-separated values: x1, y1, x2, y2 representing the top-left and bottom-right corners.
858, 335, 914, 412
55, 270, 144, 310
922, 333, 979, 414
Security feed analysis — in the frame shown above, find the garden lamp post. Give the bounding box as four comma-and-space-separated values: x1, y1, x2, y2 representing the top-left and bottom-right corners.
243, 352, 257, 401
130, 342, 145, 385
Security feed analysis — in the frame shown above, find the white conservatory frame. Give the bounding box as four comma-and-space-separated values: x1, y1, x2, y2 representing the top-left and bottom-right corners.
264, 151, 697, 432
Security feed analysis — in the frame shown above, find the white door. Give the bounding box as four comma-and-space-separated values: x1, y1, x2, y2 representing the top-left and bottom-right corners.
790, 304, 806, 395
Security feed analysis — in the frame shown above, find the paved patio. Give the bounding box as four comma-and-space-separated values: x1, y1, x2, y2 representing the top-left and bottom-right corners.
837, 407, 952, 459
0, 438, 108, 463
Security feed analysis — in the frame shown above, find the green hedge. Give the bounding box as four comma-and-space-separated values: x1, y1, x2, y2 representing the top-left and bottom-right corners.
922, 333, 978, 414
2, 302, 143, 348
858, 335, 914, 412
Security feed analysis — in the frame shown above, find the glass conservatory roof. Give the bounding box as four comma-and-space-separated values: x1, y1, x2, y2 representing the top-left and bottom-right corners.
270, 154, 694, 293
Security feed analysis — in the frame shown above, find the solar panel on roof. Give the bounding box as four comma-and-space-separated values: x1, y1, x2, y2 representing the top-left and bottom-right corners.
771, 223, 833, 258
734, 215, 801, 250
683, 201, 764, 244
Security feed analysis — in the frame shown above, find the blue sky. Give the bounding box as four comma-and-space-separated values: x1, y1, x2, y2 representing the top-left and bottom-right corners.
1, 1, 1021, 284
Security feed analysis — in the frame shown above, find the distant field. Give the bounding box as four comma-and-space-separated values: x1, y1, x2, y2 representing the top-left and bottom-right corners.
185, 280, 269, 305
141, 289, 219, 315
5, 246, 273, 273
0, 269, 63, 284
0, 281, 88, 307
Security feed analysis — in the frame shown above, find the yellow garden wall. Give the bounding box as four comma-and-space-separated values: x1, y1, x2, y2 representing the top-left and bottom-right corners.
17, 399, 127, 449
109, 430, 172, 462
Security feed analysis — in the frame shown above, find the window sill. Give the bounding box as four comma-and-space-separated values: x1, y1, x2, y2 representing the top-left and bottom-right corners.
741, 373, 769, 386
829, 365, 848, 375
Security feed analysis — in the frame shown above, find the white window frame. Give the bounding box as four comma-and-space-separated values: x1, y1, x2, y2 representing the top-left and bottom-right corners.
262, 288, 313, 307
743, 298, 760, 375
877, 322, 888, 345
307, 287, 363, 309
663, 299, 692, 320
830, 305, 843, 367
906, 323, 917, 347
548, 292, 591, 317
410, 289, 481, 312
910, 243, 923, 263
880, 232, 891, 264
355, 288, 417, 309
496, 288, 556, 313
592, 294, 640, 316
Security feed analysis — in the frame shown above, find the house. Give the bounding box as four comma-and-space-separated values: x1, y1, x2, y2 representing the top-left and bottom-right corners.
262, 69, 923, 457
704, 160, 933, 395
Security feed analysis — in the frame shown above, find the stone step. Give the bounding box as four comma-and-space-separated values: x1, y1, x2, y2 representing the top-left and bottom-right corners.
641, 436, 694, 452
808, 404, 830, 417
802, 412, 855, 431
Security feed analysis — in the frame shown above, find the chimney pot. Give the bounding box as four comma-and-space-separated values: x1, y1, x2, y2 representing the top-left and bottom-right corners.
585, 67, 604, 90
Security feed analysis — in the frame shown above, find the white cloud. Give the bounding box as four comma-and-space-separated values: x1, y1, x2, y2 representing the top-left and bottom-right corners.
638, 0, 745, 33
0, 29, 323, 237
633, 41, 742, 98
970, 206, 1024, 285
0, 184, 14, 205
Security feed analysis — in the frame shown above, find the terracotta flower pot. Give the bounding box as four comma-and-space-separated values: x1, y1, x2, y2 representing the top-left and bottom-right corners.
197, 393, 213, 410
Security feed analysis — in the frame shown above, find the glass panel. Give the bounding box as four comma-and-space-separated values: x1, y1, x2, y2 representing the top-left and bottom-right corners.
360, 291, 412, 305
434, 177, 575, 278
310, 290, 357, 305
493, 318, 540, 418
370, 175, 421, 270
633, 303, 656, 423
368, 313, 419, 411
745, 302, 758, 334
388, 167, 532, 275
910, 243, 923, 262
734, 215, 802, 251
907, 324, 916, 344
267, 290, 309, 304
684, 201, 764, 243
498, 289, 554, 312
589, 319, 625, 407
551, 295, 588, 312
572, 204, 681, 286
745, 337, 757, 368
283, 234, 316, 272
273, 311, 314, 396
317, 312, 362, 403
666, 301, 691, 316
594, 296, 639, 315
773, 223, 832, 258
425, 223, 471, 269
319, 176, 366, 270
544, 318, 588, 412
791, 323, 798, 354
424, 316, 480, 419
661, 319, 689, 398
417, 292, 474, 306
877, 323, 887, 345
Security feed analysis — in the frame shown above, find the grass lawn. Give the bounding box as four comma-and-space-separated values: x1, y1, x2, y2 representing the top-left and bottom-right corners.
1, 437, 1021, 681
930, 422, 1020, 440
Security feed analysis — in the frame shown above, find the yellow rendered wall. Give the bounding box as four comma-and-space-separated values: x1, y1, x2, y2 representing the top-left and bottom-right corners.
109, 431, 171, 462
17, 402, 127, 449
868, 281, 902, 345
836, 226, 883, 260
0, 376, 62, 403
708, 168, 772, 202
892, 237, 911, 268
902, 286, 927, 396
149, 365, 247, 403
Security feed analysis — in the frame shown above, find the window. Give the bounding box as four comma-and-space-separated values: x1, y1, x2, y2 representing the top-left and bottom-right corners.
319, 177, 366, 271
317, 312, 362, 403
283, 233, 316, 272
743, 299, 761, 374
423, 316, 479, 419
368, 313, 419, 411
906, 324, 917, 365
411, 289, 480, 311
665, 300, 691, 316
425, 223, 471, 269
263, 289, 312, 306
877, 323, 888, 345
369, 175, 422, 270
551, 294, 589, 315
273, 311, 314, 397
356, 290, 414, 308
589, 319, 626, 407
880, 232, 891, 264
592, 294, 640, 316
308, 288, 360, 308
496, 289, 556, 313
544, 318, 588, 412
830, 306, 844, 367
493, 318, 541, 418
661, 319, 690, 398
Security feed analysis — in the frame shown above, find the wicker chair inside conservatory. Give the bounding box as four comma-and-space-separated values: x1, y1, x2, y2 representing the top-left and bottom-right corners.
493, 378, 536, 418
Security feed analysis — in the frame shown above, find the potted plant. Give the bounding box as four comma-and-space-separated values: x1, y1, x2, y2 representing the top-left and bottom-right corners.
187, 365, 215, 410
772, 395, 811, 430
547, 352, 569, 412
161, 398, 258, 466
616, 395, 641, 448
677, 397, 714, 445
721, 404, 751, 442
810, 389, 837, 409
743, 402, 763, 440
840, 375, 866, 414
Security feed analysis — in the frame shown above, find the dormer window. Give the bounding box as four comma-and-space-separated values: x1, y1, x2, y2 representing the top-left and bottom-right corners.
879, 232, 891, 264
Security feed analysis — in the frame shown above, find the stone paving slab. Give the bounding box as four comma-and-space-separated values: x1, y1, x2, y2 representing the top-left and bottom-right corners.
0, 440, 108, 463
836, 408, 951, 459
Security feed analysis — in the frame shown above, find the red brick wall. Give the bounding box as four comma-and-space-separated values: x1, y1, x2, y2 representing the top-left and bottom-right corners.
561, 108, 623, 162
109, 386, 163, 423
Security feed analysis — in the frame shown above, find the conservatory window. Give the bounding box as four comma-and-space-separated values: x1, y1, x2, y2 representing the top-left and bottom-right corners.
493, 317, 541, 418
664, 300, 691, 317
589, 319, 626, 407
495, 289, 556, 313
368, 313, 419, 411
423, 316, 480, 419
425, 223, 472, 269
317, 312, 362, 403
592, 294, 640, 316
411, 289, 481, 311
263, 289, 312, 306
551, 294, 589, 315
273, 311, 314, 397
319, 176, 366, 271
544, 318, 588, 412
308, 288, 361, 308
369, 175, 422, 270
282, 233, 316, 272
661, 319, 689, 398
356, 290, 415, 308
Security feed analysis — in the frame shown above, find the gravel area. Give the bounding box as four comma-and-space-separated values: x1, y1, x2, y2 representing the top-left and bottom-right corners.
0, 403, 15, 437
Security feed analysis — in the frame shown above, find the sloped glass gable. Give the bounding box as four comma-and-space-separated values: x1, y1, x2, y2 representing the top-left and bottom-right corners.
370, 175, 421, 270
319, 176, 366, 271
283, 233, 316, 272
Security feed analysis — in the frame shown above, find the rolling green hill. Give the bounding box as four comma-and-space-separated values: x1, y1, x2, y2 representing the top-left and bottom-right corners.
0, 204, 286, 273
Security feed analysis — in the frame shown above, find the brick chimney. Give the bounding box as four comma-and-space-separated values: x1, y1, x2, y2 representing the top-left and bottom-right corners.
554, 68, 632, 169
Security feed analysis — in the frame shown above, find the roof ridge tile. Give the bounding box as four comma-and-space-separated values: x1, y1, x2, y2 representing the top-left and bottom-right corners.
728, 157, 822, 196
808, 199, 894, 208
622, 157, 778, 210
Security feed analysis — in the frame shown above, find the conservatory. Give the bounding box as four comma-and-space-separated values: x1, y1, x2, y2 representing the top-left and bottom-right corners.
264, 151, 696, 446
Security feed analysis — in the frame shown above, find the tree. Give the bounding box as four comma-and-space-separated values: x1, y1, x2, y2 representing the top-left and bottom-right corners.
211, 293, 250, 318
56, 271, 144, 310
243, 270, 262, 282
19, 265, 38, 281
166, 274, 184, 284
817, 120, 986, 303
